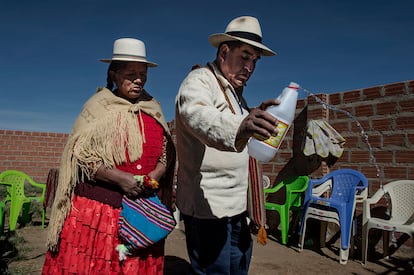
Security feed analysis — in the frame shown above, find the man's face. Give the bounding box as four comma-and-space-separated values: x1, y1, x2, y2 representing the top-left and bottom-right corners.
219, 43, 261, 89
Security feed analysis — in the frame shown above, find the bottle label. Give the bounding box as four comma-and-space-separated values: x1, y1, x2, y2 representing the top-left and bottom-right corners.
253, 121, 289, 149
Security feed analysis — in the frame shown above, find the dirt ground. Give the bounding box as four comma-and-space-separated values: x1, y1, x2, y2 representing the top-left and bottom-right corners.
1, 219, 413, 275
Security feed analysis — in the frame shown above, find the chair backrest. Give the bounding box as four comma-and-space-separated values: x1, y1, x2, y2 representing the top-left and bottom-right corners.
383, 180, 414, 223
306, 169, 368, 205
0, 170, 26, 200
329, 169, 368, 203
0, 181, 12, 203
285, 176, 309, 207
0, 170, 44, 200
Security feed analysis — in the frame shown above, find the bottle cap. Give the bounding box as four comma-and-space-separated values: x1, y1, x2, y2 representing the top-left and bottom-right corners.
288, 82, 300, 89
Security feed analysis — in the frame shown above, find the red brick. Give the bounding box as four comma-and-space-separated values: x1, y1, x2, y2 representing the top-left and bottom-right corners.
377, 101, 398, 115
307, 93, 327, 105
330, 121, 349, 132
329, 93, 341, 105
362, 134, 382, 148
351, 151, 370, 162
399, 98, 414, 113
355, 104, 374, 116
409, 167, 414, 179
409, 133, 414, 146
373, 151, 394, 163
395, 151, 414, 163
384, 82, 406, 96
372, 118, 392, 131
350, 119, 370, 132
383, 166, 408, 179
342, 136, 358, 147
408, 80, 414, 94
383, 133, 406, 147
296, 99, 306, 109
334, 106, 354, 119
307, 109, 325, 119
396, 116, 414, 130
343, 90, 361, 103
362, 86, 382, 100
362, 166, 383, 179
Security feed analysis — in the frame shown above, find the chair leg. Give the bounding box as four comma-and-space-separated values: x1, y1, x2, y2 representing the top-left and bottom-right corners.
299, 216, 308, 250
339, 248, 350, 265
290, 209, 301, 243
0, 203, 5, 235
362, 223, 369, 264
280, 208, 288, 245
41, 207, 46, 228
338, 215, 353, 264
349, 217, 357, 258
21, 201, 31, 225
320, 221, 328, 248
9, 199, 24, 231
383, 231, 390, 259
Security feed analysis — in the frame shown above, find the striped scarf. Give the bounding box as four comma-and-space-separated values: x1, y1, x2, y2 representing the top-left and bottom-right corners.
247, 157, 267, 245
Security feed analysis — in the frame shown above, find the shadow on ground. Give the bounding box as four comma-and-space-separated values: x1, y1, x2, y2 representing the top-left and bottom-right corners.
164, 255, 190, 275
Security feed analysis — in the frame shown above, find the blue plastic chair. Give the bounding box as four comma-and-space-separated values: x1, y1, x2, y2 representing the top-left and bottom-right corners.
298, 169, 368, 264
264, 176, 309, 245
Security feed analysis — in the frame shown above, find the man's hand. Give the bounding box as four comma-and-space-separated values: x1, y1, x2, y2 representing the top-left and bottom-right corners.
237, 99, 280, 140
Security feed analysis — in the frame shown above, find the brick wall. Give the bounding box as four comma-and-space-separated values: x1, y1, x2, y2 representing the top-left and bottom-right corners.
0, 131, 68, 182
0, 80, 413, 189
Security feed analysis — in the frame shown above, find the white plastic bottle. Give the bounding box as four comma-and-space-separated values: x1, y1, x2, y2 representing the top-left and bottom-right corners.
247, 82, 299, 162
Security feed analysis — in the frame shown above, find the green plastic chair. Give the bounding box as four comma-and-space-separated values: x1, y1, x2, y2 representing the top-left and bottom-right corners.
0, 170, 46, 231
0, 180, 13, 234
264, 175, 309, 245
0, 200, 5, 235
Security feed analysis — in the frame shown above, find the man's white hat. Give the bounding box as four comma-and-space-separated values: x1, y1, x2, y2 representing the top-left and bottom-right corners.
208, 16, 276, 56
100, 38, 157, 67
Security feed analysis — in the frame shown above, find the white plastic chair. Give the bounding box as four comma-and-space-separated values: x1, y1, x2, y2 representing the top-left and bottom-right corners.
362, 179, 414, 264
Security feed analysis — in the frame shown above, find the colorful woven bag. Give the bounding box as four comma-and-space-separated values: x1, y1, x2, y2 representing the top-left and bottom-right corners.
118, 194, 176, 252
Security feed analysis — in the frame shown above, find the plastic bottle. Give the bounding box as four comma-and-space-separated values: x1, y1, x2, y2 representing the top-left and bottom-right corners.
247, 82, 299, 162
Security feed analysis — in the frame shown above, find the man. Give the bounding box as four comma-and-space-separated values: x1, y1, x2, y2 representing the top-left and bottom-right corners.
175, 16, 279, 274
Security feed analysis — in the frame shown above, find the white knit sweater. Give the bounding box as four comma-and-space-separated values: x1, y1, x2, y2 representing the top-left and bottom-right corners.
175, 63, 249, 219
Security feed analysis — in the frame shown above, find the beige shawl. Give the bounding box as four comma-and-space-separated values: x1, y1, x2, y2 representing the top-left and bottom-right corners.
46, 87, 173, 251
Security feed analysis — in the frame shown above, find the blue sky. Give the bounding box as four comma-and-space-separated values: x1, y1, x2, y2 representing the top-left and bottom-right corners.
1, 0, 413, 133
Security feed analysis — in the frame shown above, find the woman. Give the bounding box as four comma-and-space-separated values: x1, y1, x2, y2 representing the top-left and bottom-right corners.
42, 38, 175, 274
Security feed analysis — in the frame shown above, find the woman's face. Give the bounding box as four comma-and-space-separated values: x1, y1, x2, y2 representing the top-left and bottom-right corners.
111, 62, 148, 101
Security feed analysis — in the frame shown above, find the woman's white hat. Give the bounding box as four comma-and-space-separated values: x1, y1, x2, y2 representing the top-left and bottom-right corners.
100, 38, 157, 67
208, 16, 276, 56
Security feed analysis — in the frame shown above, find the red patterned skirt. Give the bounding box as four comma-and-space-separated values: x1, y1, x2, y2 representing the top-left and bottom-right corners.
42, 195, 165, 275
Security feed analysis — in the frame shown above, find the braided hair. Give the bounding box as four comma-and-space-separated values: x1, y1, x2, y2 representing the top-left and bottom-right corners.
105, 61, 129, 91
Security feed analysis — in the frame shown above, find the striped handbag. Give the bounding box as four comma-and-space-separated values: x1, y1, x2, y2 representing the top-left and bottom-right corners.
118, 194, 176, 250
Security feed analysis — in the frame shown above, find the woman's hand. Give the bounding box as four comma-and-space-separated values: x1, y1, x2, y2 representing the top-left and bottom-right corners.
120, 174, 144, 198
147, 162, 167, 182
94, 166, 143, 197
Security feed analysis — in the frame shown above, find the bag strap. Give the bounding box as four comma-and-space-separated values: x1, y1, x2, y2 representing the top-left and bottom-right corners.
206, 63, 237, 114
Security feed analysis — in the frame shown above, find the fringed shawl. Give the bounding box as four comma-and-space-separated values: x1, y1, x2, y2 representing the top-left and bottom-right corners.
46, 87, 174, 252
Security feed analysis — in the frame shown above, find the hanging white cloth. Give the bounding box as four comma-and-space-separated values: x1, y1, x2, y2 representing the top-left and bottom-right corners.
303, 119, 346, 160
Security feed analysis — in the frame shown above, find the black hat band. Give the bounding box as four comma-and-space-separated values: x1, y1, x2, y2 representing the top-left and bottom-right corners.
226, 31, 262, 43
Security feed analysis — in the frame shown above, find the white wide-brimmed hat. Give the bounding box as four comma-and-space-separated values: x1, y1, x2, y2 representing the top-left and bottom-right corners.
100, 38, 157, 67
208, 16, 276, 56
